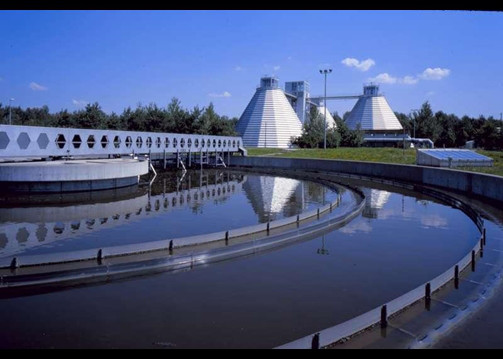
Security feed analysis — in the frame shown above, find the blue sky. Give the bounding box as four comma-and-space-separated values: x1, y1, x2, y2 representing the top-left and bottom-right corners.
0, 10, 502, 119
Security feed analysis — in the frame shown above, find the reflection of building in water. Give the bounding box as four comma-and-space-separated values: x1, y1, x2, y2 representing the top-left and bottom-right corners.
361, 188, 392, 219
0, 172, 245, 258
243, 176, 304, 222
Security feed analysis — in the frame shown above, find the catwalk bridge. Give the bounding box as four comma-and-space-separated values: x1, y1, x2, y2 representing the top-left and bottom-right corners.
0, 124, 245, 192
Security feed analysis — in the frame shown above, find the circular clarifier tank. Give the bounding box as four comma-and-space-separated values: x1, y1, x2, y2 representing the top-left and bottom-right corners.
0, 169, 487, 348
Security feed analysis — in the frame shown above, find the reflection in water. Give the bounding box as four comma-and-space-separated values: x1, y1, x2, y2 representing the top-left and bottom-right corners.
242, 175, 339, 222
0, 170, 342, 258
361, 188, 392, 219
243, 176, 303, 222
0, 170, 246, 258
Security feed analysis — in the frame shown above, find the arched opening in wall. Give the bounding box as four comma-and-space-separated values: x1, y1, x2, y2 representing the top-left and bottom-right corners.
136, 136, 143, 148
87, 135, 96, 148
156, 137, 161, 149
125, 136, 132, 148
55, 134, 66, 149
165, 137, 170, 148
72, 134, 82, 149
114, 136, 121, 148
180, 138, 185, 148
146, 137, 152, 148
101, 135, 109, 149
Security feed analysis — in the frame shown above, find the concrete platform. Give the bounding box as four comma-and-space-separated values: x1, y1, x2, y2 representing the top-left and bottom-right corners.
0, 158, 149, 192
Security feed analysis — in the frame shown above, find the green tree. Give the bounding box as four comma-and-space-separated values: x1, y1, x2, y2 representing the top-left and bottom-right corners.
413, 102, 442, 142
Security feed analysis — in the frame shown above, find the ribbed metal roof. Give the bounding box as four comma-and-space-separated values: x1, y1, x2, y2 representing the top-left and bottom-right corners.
345, 95, 402, 131
236, 83, 303, 148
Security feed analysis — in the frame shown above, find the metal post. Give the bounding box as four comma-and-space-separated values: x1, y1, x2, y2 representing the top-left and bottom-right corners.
319, 68, 332, 149
471, 250, 476, 271
163, 149, 166, 169
380, 305, 387, 328
324, 73, 327, 149
188, 150, 191, 167
8, 98, 14, 125
311, 333, 320, 350
200, 150, 203, 170
454, 265, 459, 289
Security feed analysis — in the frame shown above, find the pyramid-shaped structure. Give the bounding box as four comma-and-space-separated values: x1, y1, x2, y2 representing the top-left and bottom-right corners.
236, 77, 303, 148
317, 105, 336, 128
345, 84, 402, 132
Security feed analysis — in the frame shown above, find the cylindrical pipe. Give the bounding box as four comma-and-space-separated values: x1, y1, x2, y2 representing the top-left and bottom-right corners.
471, 250, 476, 272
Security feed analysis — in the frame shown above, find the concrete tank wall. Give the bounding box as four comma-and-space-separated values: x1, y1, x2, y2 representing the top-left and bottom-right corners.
230, 156, 503, 204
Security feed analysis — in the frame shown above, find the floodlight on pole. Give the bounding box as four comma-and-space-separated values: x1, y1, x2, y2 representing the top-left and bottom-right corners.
319, 69, 332, 149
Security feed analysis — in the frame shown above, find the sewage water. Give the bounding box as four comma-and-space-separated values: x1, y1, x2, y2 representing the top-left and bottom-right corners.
0, 170, 481, 348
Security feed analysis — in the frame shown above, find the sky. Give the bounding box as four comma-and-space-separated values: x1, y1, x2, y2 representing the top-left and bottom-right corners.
0, 10, 502, 119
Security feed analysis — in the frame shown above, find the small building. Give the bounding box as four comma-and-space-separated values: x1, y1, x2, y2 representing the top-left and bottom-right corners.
416, 149, 493, 168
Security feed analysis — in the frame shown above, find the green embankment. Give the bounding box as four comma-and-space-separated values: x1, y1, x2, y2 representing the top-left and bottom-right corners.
245, 147, 503, 177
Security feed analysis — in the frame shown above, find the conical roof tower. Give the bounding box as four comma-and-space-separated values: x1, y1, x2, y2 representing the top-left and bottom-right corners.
345, 84, 402, 132
236, 77, 303, 148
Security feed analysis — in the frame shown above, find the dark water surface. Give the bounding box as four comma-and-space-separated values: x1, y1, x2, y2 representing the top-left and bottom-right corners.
0, 170, 344, 257
0, 170, 480, 348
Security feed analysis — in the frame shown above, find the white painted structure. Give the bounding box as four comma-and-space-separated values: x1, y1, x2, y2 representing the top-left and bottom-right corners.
0, 124, 242, 158
345, 84, 403, 133
236, 77, 303, 148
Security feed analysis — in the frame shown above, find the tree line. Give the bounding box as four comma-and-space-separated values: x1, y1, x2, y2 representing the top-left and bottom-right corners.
294, 101, 503, 150
2, 99, 502, 150
0, 98, 238, 137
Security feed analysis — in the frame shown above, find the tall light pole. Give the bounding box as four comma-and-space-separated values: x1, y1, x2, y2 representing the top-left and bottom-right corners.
9, 98, 14, 125
319, 68, 332, 149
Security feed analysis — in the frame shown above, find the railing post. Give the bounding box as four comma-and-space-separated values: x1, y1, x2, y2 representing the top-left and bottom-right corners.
380, 305, 387, 328
425, 282, 431, 309
454, 265, 459, 289
311, 333, 320, 349
471, 250, 476, 272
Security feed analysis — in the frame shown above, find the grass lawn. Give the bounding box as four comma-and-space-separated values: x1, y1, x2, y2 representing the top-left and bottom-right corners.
245, 147, 503, 177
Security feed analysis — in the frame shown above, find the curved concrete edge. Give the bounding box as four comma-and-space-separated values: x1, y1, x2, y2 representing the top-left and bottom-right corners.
0, 158, 149, 182
230, 156, 503, 205
0, 180, 356, 269
0, 193, 366, 289
276, 237, 482, 349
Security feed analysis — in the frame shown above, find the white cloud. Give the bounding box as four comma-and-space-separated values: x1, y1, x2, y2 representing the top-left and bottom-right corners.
208, 91, 231, 98
273, 65, 281, 71
419, 67, 450, 80
420, 215, 448, 228
287, 56, 292, 60
234, 66, 242, 71
29, 82, 48, 91
402, 75, 419, 85
368, 74, 418, 85
72, 99, 89, 107
341, 57, 376, 72
368, 73, 397, 84
426, 91, 435, 97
